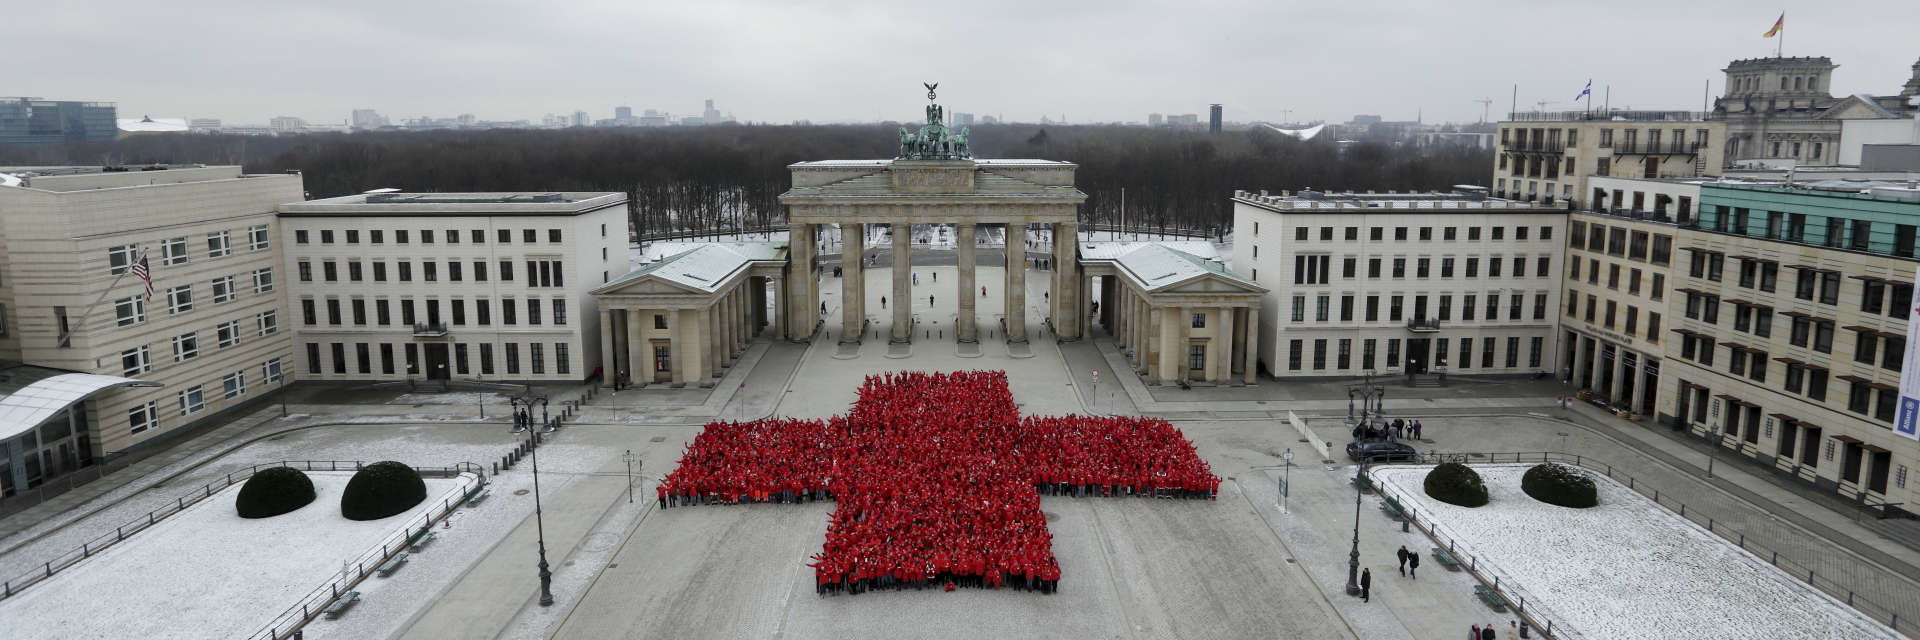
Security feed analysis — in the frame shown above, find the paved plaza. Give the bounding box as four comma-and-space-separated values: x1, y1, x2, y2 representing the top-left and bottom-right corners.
2, 261, 1915, 639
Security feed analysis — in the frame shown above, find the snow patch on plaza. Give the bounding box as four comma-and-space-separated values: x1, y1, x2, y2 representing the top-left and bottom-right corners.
0, 473, 462, 640
390, 392, 508, 405
1371, 464, 1899, 640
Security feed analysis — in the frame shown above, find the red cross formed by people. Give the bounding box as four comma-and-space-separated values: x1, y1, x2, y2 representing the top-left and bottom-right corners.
658, 370, 1219, 596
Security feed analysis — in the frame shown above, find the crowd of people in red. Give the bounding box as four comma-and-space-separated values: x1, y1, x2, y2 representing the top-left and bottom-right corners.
657, 370, 1219, 596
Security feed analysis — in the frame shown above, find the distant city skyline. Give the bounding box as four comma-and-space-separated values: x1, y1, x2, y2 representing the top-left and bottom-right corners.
9, 1, 1920, 127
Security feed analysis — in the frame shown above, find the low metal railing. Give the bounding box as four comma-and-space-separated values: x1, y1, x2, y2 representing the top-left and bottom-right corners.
247, 468, 482, 640
1358, 451, 1912, 635
1, 460, 483, 603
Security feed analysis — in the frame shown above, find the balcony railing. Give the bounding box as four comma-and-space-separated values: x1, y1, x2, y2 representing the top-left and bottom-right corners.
1502, 142, 1565, 154
1610, 143, 1701, 156
1406, 318, 1442, 332
412, 322, 449, 337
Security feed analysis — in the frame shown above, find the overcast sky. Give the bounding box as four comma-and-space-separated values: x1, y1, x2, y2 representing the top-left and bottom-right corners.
10, 0, 1918, 126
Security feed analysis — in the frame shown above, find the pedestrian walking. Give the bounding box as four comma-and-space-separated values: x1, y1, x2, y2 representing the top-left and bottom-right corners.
1472, 625, 1481, 640
1413, 420, 1423, 440
1509, 621, 1519, 638
881, 296, 888, 309
1408, 551, 1419, 578
982, 286, 987, 297
1482, 622, 1496, 639
929, 295, 934, 307
1396, 546, 1409, 576
1359, 568, 1371, 602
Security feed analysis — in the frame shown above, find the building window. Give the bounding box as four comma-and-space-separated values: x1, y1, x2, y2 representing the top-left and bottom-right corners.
178, 386, 205, 415
251, 268, 274, 294
258, 310, 278, 336
211, 276, 236, 304
531, 342, 546, 374
122, 345, 152, 375
555, 343, 571, 375
207, 231, 231, 258
295, 229, 310, 245
1192, 313, 1206, 328
172, 332, 199, 362
128, 401, 158, 434
166, 285, 194, 314
115, 296, 146, 327
549, 229, 563, 243
1312, 340, 1327, 370
321, 230, 336, 244
264, 358, 284, 385
1190, 345, 1208, 371
162, 237, 189, 265
217, 321, 241, 348
223, 371, 246, 399
1288, 340, 1302, 371
108, 244, 139, 275
323, 261, 338, 282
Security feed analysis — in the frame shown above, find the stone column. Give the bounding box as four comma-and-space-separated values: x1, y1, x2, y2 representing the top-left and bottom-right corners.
1052, 222, 1080, 340
1216, 305, 1234, 383
1157, 306, 1181, 383
841, 222, 865, 344
627, 309, 648, 387
1614, 350, 1632, 405
1178, 306, 1194, 381
705, 305, 722, 378
599, 308, 616, 388
771, 275, 786, 339
787, 223, 817, 342
891, 220, 912, 343
670, 308, 691, 386
1006, 223, 1027, 343
1134, 292, 1149, 368
1243, 306, 1261, 384
957, 223, 977, 343
1634, 359, 1654, 414
1571, 333, 1590, 388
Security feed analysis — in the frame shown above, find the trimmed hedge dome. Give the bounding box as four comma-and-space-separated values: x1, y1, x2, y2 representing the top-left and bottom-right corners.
1423, 462, 1489, 507
340, 461, 428, 521
235, 466, 317, 519
1522, 463, 1598, 508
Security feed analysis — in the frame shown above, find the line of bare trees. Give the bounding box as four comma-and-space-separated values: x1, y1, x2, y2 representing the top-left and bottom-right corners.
1, 124, 1489, 240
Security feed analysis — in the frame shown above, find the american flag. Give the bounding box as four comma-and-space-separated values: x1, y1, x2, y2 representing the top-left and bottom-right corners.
131, 254, 153, 299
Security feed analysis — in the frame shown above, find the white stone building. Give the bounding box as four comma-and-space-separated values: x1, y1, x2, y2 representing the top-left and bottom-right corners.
276, 192, 626, 384
1231, 189, 1567, 380
0, 166, 301, 494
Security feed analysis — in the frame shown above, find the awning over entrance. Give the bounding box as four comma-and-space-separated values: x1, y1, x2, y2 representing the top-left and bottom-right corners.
0, 366, 161, 441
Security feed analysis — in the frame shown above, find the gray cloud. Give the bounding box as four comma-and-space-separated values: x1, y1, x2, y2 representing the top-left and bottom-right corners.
7, 0, 1916, 126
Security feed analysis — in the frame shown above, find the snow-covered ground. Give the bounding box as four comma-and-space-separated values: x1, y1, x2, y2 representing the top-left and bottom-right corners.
0, 473, 463, 640
390, 392, 508, 406
1372, 464, 1899, 640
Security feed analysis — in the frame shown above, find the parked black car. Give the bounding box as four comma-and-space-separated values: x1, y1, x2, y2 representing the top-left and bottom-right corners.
1346, 440, 1418, 463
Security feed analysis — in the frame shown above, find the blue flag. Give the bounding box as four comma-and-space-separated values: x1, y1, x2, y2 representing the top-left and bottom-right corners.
1575, 80, 1592, 101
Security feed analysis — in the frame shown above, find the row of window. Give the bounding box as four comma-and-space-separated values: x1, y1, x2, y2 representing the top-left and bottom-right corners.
1499, 126, 1710, 151
114, 268, 273, 327
303, 341, 570, 377
1289, 254, 1555, 285
1290, 291, 1552, 324
1684, 250, 1915, 318
296, 259, 568, 288
1568, 222, 1675, 265
107, 225, 271, 274
299, 296, 567, 328
1280, 224, 1554, 243
1681, 385, 1908, 496
1285, 336, 1546, 371
1700, 207, 1920, 258
119, 310, 278, 377
126, 358, 284, 435
294, 227, 568, 246
1568, 294, 1663, 345
1570, 258, 1667, 301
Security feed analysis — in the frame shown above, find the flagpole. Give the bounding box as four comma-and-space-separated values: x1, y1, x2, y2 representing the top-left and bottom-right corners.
67, 251, 142, 349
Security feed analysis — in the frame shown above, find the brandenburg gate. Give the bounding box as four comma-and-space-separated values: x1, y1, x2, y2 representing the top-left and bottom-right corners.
778, 87, 1088, 350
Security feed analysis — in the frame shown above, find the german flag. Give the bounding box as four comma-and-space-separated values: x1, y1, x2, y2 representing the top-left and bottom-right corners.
1763, 13, 1783, 38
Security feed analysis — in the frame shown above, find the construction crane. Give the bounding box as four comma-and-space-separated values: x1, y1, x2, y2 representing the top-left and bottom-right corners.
1473, 98, 1492, 123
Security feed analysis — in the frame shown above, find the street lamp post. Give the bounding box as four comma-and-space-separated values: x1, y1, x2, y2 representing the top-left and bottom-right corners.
623, 449, 636, 504
529, 429, 555, 607
1281, 448, 1295, 514
536, 396, 551, 432
1345, 466, 1363, 596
